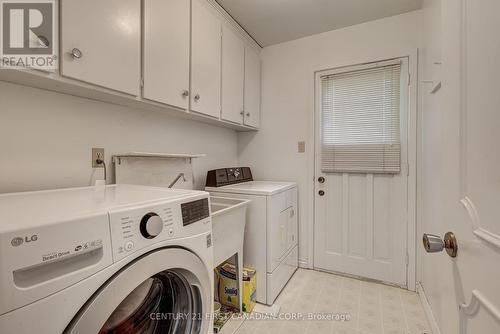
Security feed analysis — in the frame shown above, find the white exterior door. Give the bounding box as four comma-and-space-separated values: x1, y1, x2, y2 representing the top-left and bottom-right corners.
60, 0, 140, 96
221, 25, 244, 124
314, 59, 410, 286
191, 0, 221, 118
419, 1, 500, 333
143, 0, 190, 109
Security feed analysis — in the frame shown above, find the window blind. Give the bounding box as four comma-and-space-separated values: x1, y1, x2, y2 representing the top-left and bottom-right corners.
321, 62, 402, 174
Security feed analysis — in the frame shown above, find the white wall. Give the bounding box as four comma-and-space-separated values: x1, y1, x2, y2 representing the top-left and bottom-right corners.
0, 81, 238, 193
238, 11, 422, 266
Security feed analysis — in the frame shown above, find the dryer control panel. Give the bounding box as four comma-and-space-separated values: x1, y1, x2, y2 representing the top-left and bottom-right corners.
205, 167, 253, 187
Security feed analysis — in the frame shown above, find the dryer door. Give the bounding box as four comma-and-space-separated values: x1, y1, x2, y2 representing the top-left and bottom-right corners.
65, 248, 211, 334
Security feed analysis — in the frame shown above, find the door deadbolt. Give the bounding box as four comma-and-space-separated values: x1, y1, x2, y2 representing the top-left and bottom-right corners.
423, 232, 458, 258
318, 190, 325, 196
318, 177, 325, 183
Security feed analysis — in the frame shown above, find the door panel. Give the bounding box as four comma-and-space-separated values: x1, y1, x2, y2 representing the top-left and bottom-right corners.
221, 25, 244, 124
464, 0, 500, 239
191, 0, 221, 118
324, 175, 343, 255
143, 0, 190, 109
314, 58, 409, 286
61, 0, 140, 95
373, 175, 392, 260
347, 175, 367, 257
243, 47, 261, 128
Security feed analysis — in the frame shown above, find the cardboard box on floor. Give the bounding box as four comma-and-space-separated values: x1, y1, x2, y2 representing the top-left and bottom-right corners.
218, 263, 256, 313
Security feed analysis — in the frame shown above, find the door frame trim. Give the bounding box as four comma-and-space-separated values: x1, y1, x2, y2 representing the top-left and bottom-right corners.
309, 51, 419, 291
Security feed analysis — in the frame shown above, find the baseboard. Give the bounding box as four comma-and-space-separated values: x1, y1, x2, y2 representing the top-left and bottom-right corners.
298, 258, 310, 269
417, 282, 441, 334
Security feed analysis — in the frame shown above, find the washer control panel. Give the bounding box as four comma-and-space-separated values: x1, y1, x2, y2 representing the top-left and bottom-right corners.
181, 198, 209, 226
108, 194, 211, 261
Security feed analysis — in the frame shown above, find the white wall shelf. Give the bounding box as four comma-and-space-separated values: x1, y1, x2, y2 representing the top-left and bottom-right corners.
113, 152, 206, 165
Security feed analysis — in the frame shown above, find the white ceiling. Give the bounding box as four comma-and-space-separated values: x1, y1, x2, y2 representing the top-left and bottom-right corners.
216, 0, 423, 47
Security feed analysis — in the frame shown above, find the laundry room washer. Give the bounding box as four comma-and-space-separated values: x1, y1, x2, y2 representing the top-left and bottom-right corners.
0, 184, 213, 334
206, 167, 298, 305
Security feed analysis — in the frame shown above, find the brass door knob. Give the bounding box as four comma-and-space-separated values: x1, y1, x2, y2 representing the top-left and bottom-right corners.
423, 232, 458, 258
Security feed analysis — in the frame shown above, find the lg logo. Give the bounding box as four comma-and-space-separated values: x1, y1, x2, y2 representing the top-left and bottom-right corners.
11, 235, 38, 247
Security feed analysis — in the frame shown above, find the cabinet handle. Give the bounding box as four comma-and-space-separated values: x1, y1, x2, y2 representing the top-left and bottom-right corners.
182, 90, 189, 98
71, 48, 82, 59
246, 112, 250, 117
194, 94, 200, 101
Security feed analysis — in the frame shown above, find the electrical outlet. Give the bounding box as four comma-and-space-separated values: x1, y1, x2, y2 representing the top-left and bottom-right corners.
92, 148, 105, 168
298, 141, 306, 153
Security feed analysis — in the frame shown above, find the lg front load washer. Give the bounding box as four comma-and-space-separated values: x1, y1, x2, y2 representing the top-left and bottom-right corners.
0, 184, 213, 334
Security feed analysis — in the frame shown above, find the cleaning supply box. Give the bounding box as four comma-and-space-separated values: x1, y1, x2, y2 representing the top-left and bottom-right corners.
218, 263, 256, 313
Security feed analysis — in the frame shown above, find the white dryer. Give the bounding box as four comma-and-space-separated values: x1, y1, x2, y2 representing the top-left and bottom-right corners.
0, 184, 213, 334
206, 167, 298, 305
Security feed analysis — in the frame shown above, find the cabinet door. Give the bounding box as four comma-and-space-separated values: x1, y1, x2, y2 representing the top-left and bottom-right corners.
243, 47, 261, 128
221, 25, 244, 124
143, 0, 190, 109
61, 0, 140, 96
191, 0, 221, 118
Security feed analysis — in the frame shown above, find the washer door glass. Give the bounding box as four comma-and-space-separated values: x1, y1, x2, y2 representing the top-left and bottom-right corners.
65, 248, 210, 334
99, 270, 202, 334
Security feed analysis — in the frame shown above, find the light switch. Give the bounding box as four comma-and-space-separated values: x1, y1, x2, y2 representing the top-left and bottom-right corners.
298, 141, 305, 153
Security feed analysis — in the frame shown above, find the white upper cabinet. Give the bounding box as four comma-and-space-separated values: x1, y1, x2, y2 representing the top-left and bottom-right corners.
221, 25, 245, 124
244, 47, 261, 128
143, 0, 190, 109
191, 0, 222, 118
60, 0, 141, 96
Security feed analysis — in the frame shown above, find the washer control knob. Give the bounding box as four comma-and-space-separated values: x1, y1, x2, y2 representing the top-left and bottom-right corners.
140, 213, 163, 239
233, 169, 240, 178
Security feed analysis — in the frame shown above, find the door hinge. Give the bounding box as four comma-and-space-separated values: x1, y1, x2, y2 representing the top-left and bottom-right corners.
408, 73, 411, 86
140, 77, 144, 88
406, 252, 409, 266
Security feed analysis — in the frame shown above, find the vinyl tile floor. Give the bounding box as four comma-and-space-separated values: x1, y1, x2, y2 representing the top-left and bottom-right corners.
225, 268, 431, 334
